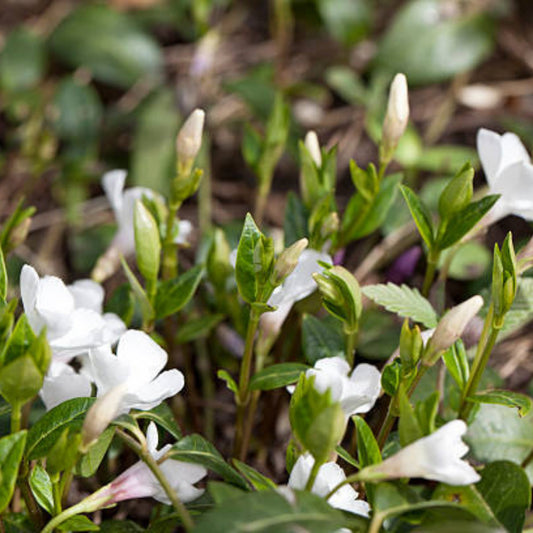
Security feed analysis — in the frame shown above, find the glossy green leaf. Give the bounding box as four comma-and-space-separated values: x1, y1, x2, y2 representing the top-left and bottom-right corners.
169, 434, 247, 489
467, 390, 532, 417
249, 363, 308, 391
398, 385, 423, 446
231, 459, 276, 491
0, 28, 45, 92
443, 341, 469, 391
154, 265, 204, 320
302, 315, 344, 364
57, 515, 100, 531
437, 195, 500, 250
0, 432, 27, 513
399, 185, 434, 248
217, 370, 238, 395
375, 0, 494, 85
381, 360, 401, 397
133, 403, 182, 440
29, 465, 54, 515
353, 415, 381, 468
363, 282, 438, 328
76, 426, 115, 478
25, 398, 94, 460
49, 4, 163, 88
193, 489, 359, 533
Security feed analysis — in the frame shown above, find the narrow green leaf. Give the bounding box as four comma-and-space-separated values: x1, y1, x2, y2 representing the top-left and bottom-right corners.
0, 432, 27, 513
399, 184, 434, 248
353, 416, 381, 468
398, 385, 423, 446
0, 247, 6, 301
335, 445, 359, 469
467, 390, 533, 417
133, 403, 182, 440
235, 213, 263, 304
217, 370, 238, 395
169, 435, 247, 489
437, 195, 499, 250
29, 465, 54, 515
154, 265, 204, 320
249, 363, 308, 391
120, 256, 154, 324
363, 283, 438, 328
443, 340, 469, 390
231, 459, 277, 491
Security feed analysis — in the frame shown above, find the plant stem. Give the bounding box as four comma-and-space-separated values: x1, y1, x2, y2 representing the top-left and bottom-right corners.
305, 460, 321, 491
345, 329, 357, 368
521, 447, 533, 469
422, 250, 439, 297
377, 403, 396, 450
117, 429, 194, 531
161, 200, 182, 280
10, 402, 21, 434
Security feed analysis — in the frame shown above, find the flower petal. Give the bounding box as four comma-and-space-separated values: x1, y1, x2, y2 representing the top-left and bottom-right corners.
122, 369, 184, 411
68, 279, 104, 313
20, 265, 44, 333
341, 364, 381, 416
40, 362, 92, 410
102, 169, 127, 216
35, 275, 75, 338
477, 129, 503, 187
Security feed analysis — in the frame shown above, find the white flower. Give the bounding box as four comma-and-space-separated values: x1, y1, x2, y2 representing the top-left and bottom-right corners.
176, 109, 205, 164
40, 361, 92, 411
260, 249, 332, 337
88, 330, 184, 416
372, 420, 480, 486
304, 131, 322, 167
108, 422, 206, 504
477, 128, 533, 221
20, 265, 125, 362
292, 356, 381, 418
102, 170, 192, 256
288, 453, 370, 517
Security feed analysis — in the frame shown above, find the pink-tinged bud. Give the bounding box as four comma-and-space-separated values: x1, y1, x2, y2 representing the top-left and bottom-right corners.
424, 295, 483, 365
81, 384, 127, 452
176, 109, 205, 165
304, 131, 322, 167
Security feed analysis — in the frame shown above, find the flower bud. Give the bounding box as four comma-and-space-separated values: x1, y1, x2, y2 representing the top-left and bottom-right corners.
380, 73, 409, 166
176, 109, 205, 169
91, 246, 121, 283
133, 200, 161, 283
304, 131, 322, 167
81, 384, 127, 452
424, 295, 483, 366
271, 238, 308, 287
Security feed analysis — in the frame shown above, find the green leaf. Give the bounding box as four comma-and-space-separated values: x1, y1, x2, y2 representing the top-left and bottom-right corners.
168, 435, 247, 489
466, 404, 533, 484
0, 28, 45, 92
353, 416, 381, 468
302, 315, 344, 364
443, 341, 469, 391
2, 512, 36, 533
415, 391, 439, 435
131, 89, 179, 196
231, 459, 276, 491
133, 403, 182, 440
335, 445, 359, 469
399, 185, 434, 248
317, 0, 371, 46
193, 489, 358, 533
209, 481, 248, 504
467, 390, 532, 417
76, 426, 115, 478
415, 145, 479, 173
363, 283, 438, 328
0, 247, 6, 302
440, 241, 491, 281
249, 363, 308, 391
176, 314, 223, 344
381, 360, 401, 397
398, 385, 423, 446
49, 4, 163, 88
217, 370, 238, 395
25, 398, 94, 460
99, 520, 144, 532
57, 515, 100, 531
0, 432, 27, 513
437, 195, 499, 250
284, 192, 309, 246
29, 465, 54, 515
235, 213, 263, 304
476, 461, 530, 533
52, 77, 103, 145
120, 256, 154, 325
375, 0, 494, 85
154, 265, 204, 320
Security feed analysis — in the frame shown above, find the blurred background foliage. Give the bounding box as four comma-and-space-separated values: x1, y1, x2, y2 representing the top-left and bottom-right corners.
0, 0, 530, 295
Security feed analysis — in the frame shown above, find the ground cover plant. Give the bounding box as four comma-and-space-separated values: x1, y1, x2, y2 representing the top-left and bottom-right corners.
2, 0, 533, 531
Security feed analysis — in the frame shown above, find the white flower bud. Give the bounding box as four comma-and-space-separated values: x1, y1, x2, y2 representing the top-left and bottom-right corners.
176, 109, 205, 165
425, 295, 483, 365
81, 384, 128, 452
381, 73, 409, 162
304, 131, 322, 167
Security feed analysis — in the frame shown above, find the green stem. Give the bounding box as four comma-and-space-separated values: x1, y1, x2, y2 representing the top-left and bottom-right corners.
52, 478, 62, 515
422, 250, 439, 297
377, 403, 396, 450
305, 460, 321, 491
161, 200, 182, 280
459, 325, 500, 421
233, 308, 261, 459
10, 402, 21, 434
117, 429, 194, 531
521, 447, 533, 469
345, 329, 357, 368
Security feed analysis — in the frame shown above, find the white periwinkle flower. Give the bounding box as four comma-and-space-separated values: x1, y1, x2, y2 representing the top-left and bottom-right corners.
288, 454, 370, 517
107, 422, 206, 504
295, 356, 381, 418
20, 265, 125, 362
260, 249, 332, 338
372, 420, 480, 486
477, 128, 533, 222
88, 330, 184, 416
40, 361, 92, 411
